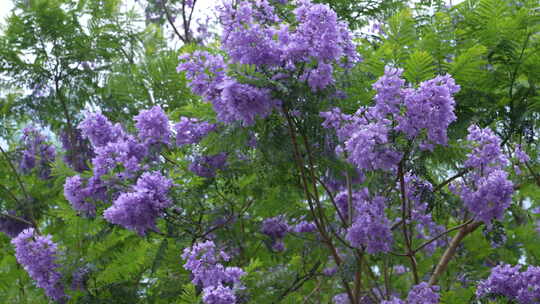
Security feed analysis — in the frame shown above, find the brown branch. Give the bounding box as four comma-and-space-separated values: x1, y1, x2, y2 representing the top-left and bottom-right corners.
398, 162, 419, 284
162, 0, 186, 43
413, 219, 474, 254
428, 221, 482, 286
433, 169, 470, 192
0, 183, 22, 205
0, 212, 34, 227
282, 108, 356, 304
277, 261, 321, 302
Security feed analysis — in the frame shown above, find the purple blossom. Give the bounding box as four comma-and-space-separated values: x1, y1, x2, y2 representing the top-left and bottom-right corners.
517, 266, 540, 303
216, 80, 278, 126
453, 126, 514, 225
406, 175, 446, 254
456, 169, 513, 225
70, 266, 90, 291
477, 264, 540, 303
323, 107, 401, 172
202, 284, 236, 304
271, 239, 285, 252
406, 282, 440, 304
477, 264, 523, 301
395, 75, 460, 150
189, 153, 228, 178
174, 117, 216, 146
177, 51, 226, 98
134, 106, 172, 145
63, 175, 107, 215
19, 125, 56, 179
344, 118, 402, 172
333, 293, 349, 304
60, 129, 93, 172
11, 228, 67, 302
79, 113, 123, 148
261, 216, 289, 239
220, 3, 282, 66
305, 62, 333, 91
380, 298, 404, 304
515, 144, 530, 163
323, 266, 338, 276
91, 135, 148, 178
346, 195, 393, 254
103, 172, 173, 235
291, 1, 349, 63
291, 220, 317, 233
372, 67, 405, 118
334, 188, 369, 222
64, 175, 97, 216
393, 265, 407, 275
464, 125, 509, 172
179, 0, 359, 127
182, 240, 245, 303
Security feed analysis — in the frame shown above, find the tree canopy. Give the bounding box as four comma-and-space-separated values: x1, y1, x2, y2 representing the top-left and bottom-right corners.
0, 0, 539, 303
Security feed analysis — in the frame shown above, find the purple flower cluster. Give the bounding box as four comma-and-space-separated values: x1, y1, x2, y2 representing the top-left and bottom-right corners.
60, 129, 93, 172
477, 263, 540, 303
65, 108, 219, 230
321, 68, 460, 173
395, 75, 460, 151
64, 175, 101, 216
217, 80, 278, 126
134, 106, 172, 145
175, 117, 216, 146
334, 188, 368, 221
67, 108, 216, 215
458, 170, 513, 224
463, 125, 509, 172
514, 144, 530, 174
11, 228, 66, 302
321, 108, 402, 173
261, 215, 289, 252
372, 67, 405, 118
291, 220, 317, 233
182, 241, 246, 304
381, 282, 440, 304
178, 0, 359, 125
515, 144, 530, 163
19, 125, 56, 179
78, 112, 148, 179
344, 118, 402, 172
78, 113, 123, 148
103, 171, 173, 236
406, 282, 440, 304
333, 293, 349, 304
344, 191, 393, 254
452, 125, 514, 224
177, 51, 278, 126
189, 153, 228, 178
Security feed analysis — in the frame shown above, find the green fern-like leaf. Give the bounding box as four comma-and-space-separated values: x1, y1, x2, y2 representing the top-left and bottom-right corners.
177, 283, 200, 304
403, 50, 435, 84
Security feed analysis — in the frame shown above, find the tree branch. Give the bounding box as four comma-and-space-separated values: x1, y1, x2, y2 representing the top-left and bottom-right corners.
428, 221, 482, 285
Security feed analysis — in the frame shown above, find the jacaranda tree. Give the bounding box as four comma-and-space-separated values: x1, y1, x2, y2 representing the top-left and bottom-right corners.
0, 0, 539, 303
